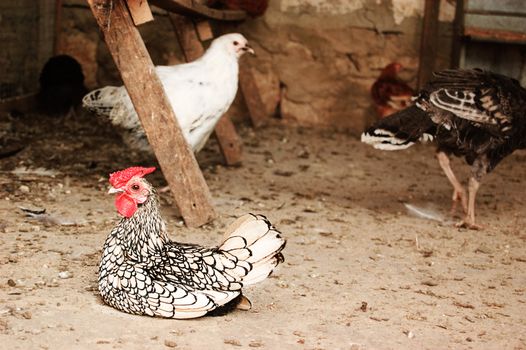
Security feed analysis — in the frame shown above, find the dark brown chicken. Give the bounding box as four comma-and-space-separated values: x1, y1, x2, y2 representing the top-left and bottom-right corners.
99, 166, 286, 318
371, 62, 415, 119
363, 69, 526, 229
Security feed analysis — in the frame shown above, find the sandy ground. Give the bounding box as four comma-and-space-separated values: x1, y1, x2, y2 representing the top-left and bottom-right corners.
0, 112, 525, 350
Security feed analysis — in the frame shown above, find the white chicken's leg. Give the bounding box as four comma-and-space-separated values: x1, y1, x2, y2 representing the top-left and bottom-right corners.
456, 177, 482, 230
436, 152, 467, 215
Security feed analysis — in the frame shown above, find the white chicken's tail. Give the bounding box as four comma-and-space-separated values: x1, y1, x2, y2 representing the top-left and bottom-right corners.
219, 214, 286, 286
82, 86, 122, 116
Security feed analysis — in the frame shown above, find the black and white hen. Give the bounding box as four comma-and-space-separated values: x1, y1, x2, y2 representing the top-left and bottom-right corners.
362, 69, 526, 229
99, 166, 286, 318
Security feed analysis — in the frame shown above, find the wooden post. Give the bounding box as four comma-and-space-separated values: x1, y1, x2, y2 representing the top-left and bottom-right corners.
450, 0, 465, 68
125, 0, 154, 25
239, 64, 267, 127
87, 0, 215, 227
417, 0, 441, 88
54, 0, 63, 54
169, 14, 242, 166
38, 1, 56, 68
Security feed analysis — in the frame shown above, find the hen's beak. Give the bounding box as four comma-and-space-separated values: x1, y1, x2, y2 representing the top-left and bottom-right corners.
108, 186, 123, 194
243, 44, 255, 55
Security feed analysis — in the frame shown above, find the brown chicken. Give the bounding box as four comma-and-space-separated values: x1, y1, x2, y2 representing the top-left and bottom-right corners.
371, 62, 415, 119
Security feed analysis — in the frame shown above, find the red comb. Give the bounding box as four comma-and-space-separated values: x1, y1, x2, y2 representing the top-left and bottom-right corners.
109, 166, 156, 188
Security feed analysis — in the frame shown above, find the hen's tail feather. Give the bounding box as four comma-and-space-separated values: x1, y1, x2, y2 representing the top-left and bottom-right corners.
82, 86, 122, 116
219, 214, 286, 287
361, 105, 436, 150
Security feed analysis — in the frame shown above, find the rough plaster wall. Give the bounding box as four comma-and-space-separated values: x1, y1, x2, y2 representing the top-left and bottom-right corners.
57, 0, 454, 133
233, 0, 454, 132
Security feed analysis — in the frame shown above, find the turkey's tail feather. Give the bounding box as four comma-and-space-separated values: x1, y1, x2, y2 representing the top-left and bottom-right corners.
219, 214, 286, 287
361, 105, 436, 150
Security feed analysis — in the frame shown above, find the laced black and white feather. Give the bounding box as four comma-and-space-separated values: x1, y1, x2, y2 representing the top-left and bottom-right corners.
99, 186, 285, 319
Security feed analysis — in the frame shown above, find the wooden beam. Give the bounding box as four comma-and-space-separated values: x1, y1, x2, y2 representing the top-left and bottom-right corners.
195, 19, 214, 41
169, 13, 243, 166
417, 0, 441, 88
450, 0, 464, 68
0, 93, 37, 113
54, 0, 63, 54
38, 1, 56, 68
213, 112, 242, 166
169, 13, 205, 62
126, 0, 154, 25
239, 64, 267, 127
150, 0, 247, 21
87, 0, 215, 227
464, 26, 526, 44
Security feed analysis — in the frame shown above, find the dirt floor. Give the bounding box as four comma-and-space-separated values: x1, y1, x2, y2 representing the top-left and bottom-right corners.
0, 111, 525, 350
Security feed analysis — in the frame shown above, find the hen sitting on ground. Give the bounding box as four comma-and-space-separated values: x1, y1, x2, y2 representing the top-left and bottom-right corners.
362, 68, 526, 229
83, 33, 254, 153
99, 166, 286, 318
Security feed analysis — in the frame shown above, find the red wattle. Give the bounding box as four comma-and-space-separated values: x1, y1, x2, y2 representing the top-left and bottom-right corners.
115, 193, 138, 218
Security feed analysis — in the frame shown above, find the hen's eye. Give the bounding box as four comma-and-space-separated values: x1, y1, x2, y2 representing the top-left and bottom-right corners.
233, 41, 239, 46
131, 184, 140, 191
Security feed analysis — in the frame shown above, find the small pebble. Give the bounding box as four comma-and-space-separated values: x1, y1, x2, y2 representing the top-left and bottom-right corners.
7, 279, 16, 287
58, 271, 72, 279
19, 185, 30, 193
406, 331, 415, 339
164, 339, 177, 348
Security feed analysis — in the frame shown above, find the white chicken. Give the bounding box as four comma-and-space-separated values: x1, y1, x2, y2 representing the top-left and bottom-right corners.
83, 33, 254, 152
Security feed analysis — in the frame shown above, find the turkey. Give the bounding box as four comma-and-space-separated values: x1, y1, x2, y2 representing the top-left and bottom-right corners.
99, 166, 286, 318
83, 33, 254, 153
362, 69, 526, 229
371, 62, 415, 119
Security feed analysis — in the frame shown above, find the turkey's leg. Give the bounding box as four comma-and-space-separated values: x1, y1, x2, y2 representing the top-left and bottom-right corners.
436, 152, 467, 215
456, 177, 482, 230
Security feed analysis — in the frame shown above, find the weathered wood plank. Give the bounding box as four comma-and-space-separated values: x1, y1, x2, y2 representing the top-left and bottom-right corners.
150, 0, 246, 21
239, 64, 267, 127
87, 0, 215, 227
213, 111, 243, 166
464, 26, 526, 44
195, 19, 214, 41
417, 0, 440, 88
169, 13, 243, 165
169, 13, 204, 61
0, 93, 37, 113
38, 1, 56, 69
126, 0, 154, 25
450, 0, 464, 68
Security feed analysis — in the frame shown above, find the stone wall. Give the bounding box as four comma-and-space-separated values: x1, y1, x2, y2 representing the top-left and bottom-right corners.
57, 0, 455, 133
233, 0, 455, 132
